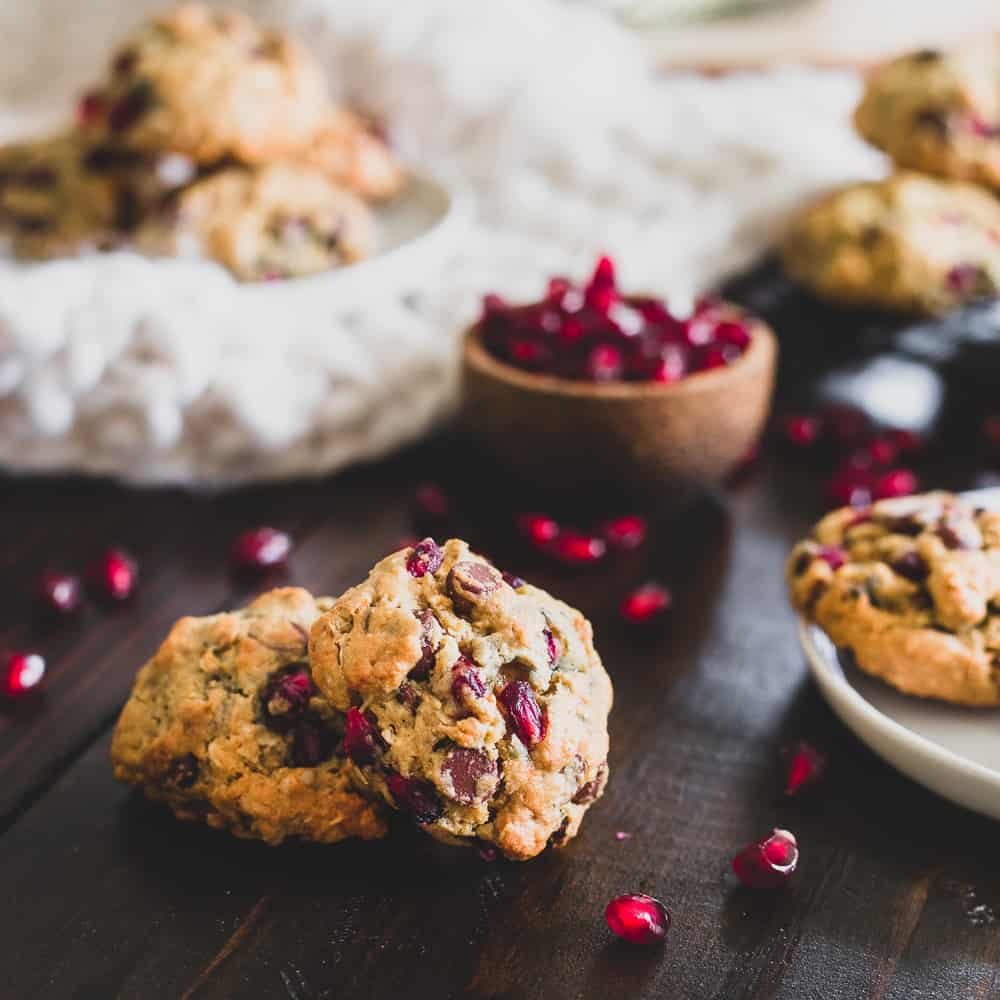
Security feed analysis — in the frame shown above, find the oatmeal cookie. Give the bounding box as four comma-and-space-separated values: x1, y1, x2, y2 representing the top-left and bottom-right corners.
80, 4, 332, 165
780, 173, 1000, 314
135, 162, 375, 280
855, 42, 1000, 190
111, 587, 388, 845
787, 492, 1000, 705
309, 538, 613, 861
300, 108, 405, 201
0, 131, 121, 258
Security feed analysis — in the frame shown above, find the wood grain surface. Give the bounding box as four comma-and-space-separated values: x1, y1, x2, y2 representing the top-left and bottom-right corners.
2, 261, 1000, 999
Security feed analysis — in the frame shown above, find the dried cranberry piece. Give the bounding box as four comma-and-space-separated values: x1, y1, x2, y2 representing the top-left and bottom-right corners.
604, 894, 670, 945
406, 538, 443, 578
572, 762, 608, 804
732, 828, 799, 888
397, 681, 422, 713
946, 263, 989, 295
385, 771, 443, 824
343, 707, 379, 764
260, 665, 316, 727
937, 514, 981, 551
410, 609, 439, 680
231, 526, 292, 571
37, 571, 81, 615
76, 90, 106, 125
543, 627, 560, 665
451, 655, 486, 703
441, 747, 497, 804
87, 548, 137, 602
817, 546, 846, 570
2, 652, 46, 699
499, 680, 547, 748
783, 742, 826, 797
108, 80, 155, 132
291, 721, 336, 766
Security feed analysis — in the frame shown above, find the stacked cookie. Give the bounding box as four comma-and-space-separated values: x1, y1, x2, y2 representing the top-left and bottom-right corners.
0, 4, 403, 281
111, 539, 613, 860
781, 39, 1000, 314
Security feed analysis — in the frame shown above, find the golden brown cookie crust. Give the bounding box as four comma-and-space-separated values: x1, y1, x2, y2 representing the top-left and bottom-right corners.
111, 587, 388, 845
780, 173, 1000, 314
855, 42, 1000, 190
81, 4, 333, 165
309, 539, 613, 861
788, 492, 1000, 706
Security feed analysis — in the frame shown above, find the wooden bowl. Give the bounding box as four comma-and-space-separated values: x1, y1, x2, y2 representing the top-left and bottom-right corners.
461, 319, 778, 503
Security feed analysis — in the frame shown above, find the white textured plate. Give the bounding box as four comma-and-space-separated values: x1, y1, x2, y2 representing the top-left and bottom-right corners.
799, 487, 1000, 821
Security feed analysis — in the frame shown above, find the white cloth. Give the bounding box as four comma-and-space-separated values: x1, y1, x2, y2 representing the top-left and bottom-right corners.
0, 0, 884, 485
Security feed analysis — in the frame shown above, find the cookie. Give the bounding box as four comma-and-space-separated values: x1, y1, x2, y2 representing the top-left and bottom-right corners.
79, 4, 332, 165
788, 492, 1000, 706
308, 538, 613, 861
780, 173, 1000, 314
300, 109, 405, 201
135, 163, 375, 281
0, 131, 120, 258
855, 42, 1000, 190
111, 587, 389, 845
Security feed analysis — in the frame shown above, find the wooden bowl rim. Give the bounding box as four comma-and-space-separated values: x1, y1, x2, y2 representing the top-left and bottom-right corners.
462, 319, 776, 400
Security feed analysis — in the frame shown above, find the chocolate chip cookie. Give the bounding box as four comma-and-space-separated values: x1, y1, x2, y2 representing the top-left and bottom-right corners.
788, 492, 1000, 705
781, 173, 1000, 314
855, 41, 1000, 190
308, 539, 613, 861
111, 588, 388, 845
80, 4, 332, 166
135, 163, 375, 280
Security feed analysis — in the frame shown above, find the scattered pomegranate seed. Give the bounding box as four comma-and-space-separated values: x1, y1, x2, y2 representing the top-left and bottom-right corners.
2, 652, 46, 699
385, 771, 443, 824
732, 828, 799, 888
548, 532, 607, 566
783, 741, 827, 797
406, 538, 443, 578
823, 405, 868, 447
499, 680, 547, 748
615, 831, 633, 842
827, 463, 874, 508
518, 513, 560, 547
783, 413, 822, 448
866, 437, 897, 466
886, 429, 922, 455
414, 482, 450, 519
604, 893, 670, 945
620, 583, 672, 624
343, 707, 379, 764
874, 468, 919, 500
816, 545, 846, 570
37, 572, 81, 615
87, 548, 137, 602
600, 515, 647, 551
231, 526, 292, 571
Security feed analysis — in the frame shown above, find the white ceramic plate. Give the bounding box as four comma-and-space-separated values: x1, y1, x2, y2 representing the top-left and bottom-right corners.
799, 487, 1000, 821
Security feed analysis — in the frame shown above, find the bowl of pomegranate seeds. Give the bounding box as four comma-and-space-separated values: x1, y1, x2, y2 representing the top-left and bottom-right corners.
462, 257, 776, 498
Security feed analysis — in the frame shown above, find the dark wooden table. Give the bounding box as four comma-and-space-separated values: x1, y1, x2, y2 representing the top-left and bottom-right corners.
3, 268, 1000, 1000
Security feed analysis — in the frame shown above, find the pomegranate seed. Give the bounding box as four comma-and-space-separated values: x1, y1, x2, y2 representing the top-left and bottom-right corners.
827, 463, 874, 508
518, 514, 560, 547
544, 627, 560, 664
816, 545, 846, 570
824, 405, 869, 446
783, 413, 822, 447
414, 482, 450, 519
697, 346, 732, 371
499, 679, 547, 748
406, 538, 443, 578
2, 652, 46, 699
650, 351, 686, 383
713, 319, 751, 349
261, 666, 315, 726
343, 707, 379, 764
548, 532, 606, 566
585, 343, 624, 382
87, 548, 137, 602
866, 437, 898, 466
76, 90, 105, 125
604, 893, 670, 945
231, 526, 292, 571
37, 571, 81, 615
783, 741, 827, 797
732, 828, 799, 888
600, 515, 647, 551
615, 831, 633, 841
620, 583, 672, 624
482, 293, 507, 316
874, 468, 919, 500
983, 415, 1000, 447
892, 551, 929, 581
451, 655, 486, 702
886, 429, 922, 454
385, 771, 443, 824
588, 255, 617, 293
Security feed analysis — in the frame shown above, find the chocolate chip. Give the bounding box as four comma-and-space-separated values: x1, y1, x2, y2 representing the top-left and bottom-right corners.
547, 815, 571, 847
166, 753, 199, 788
447, 561, 501, 615
440, 747, 497, 805
409, 609, 440, 680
